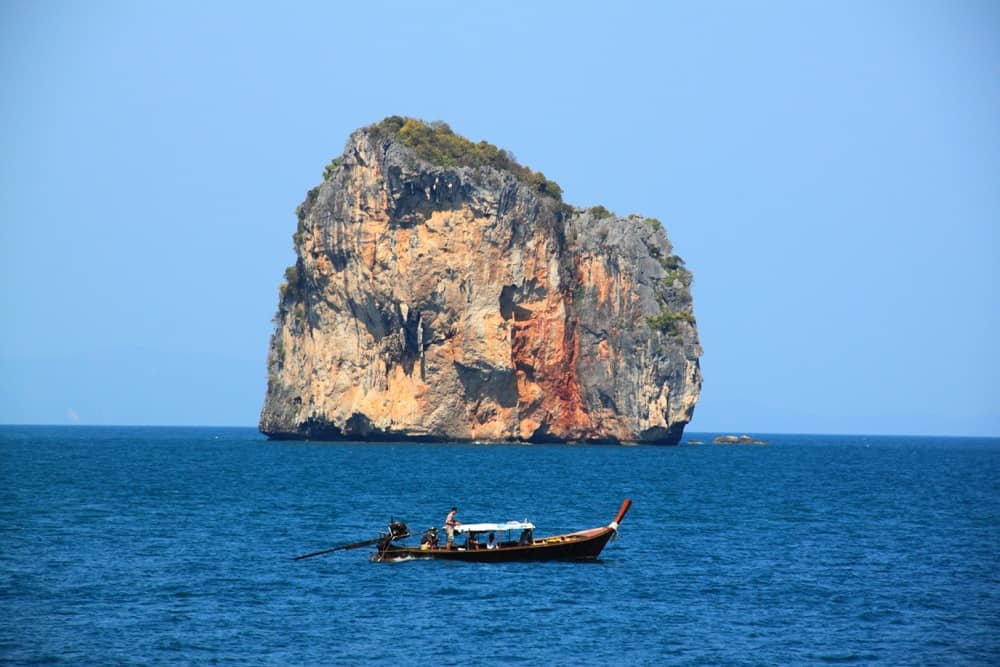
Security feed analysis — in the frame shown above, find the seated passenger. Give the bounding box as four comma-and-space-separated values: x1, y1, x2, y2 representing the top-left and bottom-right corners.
486, 533, 498, 550
519, 528, 533, 546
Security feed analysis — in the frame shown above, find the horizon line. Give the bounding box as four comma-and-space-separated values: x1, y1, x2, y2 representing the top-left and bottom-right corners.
0, 423, 996, 440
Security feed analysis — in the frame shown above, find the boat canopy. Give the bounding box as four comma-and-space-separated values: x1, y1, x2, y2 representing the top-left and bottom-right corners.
453, 521, 534, 534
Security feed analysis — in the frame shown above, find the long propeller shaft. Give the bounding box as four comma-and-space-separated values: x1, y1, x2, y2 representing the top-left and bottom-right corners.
292, 536, 384, 561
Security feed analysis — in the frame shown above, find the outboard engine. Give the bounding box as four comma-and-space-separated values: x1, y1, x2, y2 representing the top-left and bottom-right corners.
371, 520, 411, 563
387, 521, 409, 540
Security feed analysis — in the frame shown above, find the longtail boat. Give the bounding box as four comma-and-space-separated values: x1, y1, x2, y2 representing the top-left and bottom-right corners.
294, 499, 632, 563
293, 499, 632, 563
293, 498, 632, 563
377, 499, 631, 562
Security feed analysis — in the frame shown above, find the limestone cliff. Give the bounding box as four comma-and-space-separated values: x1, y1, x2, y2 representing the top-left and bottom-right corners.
260, 118, 702, 444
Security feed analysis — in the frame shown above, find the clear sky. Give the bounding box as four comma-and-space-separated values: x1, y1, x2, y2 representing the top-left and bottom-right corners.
1, 1, 997, 435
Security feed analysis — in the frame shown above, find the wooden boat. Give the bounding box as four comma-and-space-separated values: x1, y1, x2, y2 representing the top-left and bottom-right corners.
371, 499, 631, 562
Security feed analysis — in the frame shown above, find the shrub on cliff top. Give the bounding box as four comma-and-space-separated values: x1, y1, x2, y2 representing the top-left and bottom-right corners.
368, 116, 563, 202
590, 205, 614, 219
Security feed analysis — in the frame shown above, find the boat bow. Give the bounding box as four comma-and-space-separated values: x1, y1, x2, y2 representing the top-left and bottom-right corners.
608, 498, 632, 533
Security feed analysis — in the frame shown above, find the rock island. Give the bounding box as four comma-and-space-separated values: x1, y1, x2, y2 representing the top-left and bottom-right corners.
260, 117, 702, 444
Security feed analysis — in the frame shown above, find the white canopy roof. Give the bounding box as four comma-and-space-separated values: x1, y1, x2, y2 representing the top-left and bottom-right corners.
453, 521, 534, 534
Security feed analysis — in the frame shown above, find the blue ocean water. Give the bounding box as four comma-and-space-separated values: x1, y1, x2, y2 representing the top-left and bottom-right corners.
1, 427, 998, 665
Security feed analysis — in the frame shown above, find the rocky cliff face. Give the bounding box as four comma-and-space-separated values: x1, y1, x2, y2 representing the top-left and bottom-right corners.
260, 118, 702, 444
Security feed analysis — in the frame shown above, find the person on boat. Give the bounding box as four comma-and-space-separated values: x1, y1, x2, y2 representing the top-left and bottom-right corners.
486, 533, 498, 550
518, 528, 533, 546
444, 507, 460, 549
420, 527, 439, 549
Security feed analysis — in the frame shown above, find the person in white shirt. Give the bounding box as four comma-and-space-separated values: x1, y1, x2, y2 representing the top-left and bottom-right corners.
444, 507, 460, 549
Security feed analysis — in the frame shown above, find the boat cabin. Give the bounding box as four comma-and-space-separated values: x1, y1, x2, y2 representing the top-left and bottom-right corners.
440, 520, 535, 551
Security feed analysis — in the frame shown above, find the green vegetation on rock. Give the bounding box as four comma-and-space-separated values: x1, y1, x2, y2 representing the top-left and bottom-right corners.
279, 264, 300, 300
368, 116, 564, 202
590, 205, 615, 219
648, 250, 695, 336
657, 254, 692, 288
660, 254, 684, 271
647, 309, 695, 336
323, 157, 342, 180
293, 186, 320, 248
663, 269, 693, 288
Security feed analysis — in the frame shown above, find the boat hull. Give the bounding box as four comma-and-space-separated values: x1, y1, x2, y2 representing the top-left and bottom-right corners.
375, 526, 616, 562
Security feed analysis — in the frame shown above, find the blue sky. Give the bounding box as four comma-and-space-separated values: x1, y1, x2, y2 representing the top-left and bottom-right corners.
1, 1, 997, 435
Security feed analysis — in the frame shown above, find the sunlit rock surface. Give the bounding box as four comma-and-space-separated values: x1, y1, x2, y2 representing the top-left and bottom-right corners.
260, 119, 701, 444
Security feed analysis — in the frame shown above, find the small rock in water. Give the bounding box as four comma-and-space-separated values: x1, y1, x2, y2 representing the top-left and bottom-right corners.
712, 434, 768, 445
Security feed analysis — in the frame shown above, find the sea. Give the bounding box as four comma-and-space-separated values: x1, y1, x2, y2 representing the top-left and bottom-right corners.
1, 426, 997, 666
